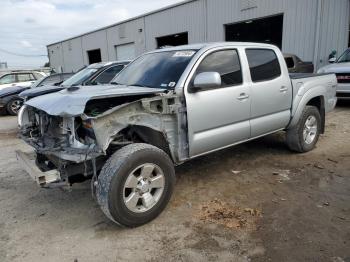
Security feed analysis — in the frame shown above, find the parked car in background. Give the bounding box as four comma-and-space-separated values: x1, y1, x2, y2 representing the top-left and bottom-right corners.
19, 61, 130, 101
16, 43, 337, 227
0, 73, 73, 115
284, 54, 314, 73
0, 71, 46, 91
318, 48, 350, 99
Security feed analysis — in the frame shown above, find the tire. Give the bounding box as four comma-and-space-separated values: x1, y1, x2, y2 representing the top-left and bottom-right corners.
96, 143, 175, 227
6, 98, 23, 116
286, 106, 321, 153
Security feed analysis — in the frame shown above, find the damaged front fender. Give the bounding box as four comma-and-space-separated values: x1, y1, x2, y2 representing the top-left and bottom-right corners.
89, 94, 186, 163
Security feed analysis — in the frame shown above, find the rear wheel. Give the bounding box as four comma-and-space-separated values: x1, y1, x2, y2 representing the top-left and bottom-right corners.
96, 143, 175, 227
6, 98, 23, 115
286, 106, 321, 153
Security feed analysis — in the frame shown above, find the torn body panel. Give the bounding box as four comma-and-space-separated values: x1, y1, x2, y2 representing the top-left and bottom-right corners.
89, 93, 189, 164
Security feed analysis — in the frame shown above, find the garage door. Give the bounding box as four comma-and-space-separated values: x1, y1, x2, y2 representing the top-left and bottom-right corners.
225, 14, 284, 49
115, 43, 135, 61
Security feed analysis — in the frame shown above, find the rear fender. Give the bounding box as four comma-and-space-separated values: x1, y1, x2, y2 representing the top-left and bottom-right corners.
288, 85, 326, 129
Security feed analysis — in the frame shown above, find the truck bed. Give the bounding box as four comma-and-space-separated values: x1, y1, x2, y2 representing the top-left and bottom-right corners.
289, 73, 333, 79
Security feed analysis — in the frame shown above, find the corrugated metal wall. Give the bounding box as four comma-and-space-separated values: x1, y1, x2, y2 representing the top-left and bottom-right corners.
144, 0, 206, 50
47, 0, 350, 72
106, 18, 146, 61
61, 38, 84, 72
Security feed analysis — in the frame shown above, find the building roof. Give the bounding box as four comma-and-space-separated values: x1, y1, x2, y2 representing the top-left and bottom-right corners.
47, 0, 197, 47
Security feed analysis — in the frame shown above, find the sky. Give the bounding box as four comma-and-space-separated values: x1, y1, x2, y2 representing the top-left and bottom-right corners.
0, 0, 184, 69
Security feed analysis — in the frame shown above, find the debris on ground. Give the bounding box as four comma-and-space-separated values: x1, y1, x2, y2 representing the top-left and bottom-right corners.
244, 208, 262, 217
327, 158, 339, 164
231, 170, 243, 175
197, 199, 261, 230
314, 163, 325, 169
273, 170, 290, 181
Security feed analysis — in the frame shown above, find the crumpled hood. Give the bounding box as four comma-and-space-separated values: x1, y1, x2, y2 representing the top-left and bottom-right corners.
25, 85, 167, 117
0, 86, 27, 98
318, 62, 350, 73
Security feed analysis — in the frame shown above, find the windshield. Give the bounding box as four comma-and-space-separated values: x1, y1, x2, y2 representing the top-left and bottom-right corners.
112, 50, 196, 89
337, 49, 350, 63
30, 78, 44, 88
61, 68, 98, 87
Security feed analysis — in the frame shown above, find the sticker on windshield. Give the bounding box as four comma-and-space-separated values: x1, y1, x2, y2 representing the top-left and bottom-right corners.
168, 82, 176, 88
160, 83, 168, 88
172, 51, 195, 57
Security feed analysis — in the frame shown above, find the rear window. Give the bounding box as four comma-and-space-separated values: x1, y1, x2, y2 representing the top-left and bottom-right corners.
17, 73, 35, 82
284, 57, 294, 68
246, 49, 281, 82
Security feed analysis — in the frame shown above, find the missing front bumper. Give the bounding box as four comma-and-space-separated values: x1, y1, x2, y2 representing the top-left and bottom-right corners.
16, 150, 61, 187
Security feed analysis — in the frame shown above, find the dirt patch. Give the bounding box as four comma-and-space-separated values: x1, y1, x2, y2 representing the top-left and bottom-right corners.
197, 199, 261, 230
0, 105, 350, 261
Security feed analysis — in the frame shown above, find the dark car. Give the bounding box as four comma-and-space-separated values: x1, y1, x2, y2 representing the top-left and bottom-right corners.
0, 73, 73, 115
19, 61, 130, 101
284, 53, 314, 73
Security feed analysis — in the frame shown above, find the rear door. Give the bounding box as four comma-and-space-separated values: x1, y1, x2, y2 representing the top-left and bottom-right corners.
245, 48, 292, 137
185, 48, 251, 157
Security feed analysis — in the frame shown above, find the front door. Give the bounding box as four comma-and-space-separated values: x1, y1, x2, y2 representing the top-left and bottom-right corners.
185, 49, 251, 157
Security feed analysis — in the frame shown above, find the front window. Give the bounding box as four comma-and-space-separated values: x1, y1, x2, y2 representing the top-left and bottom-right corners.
337, 49, 350, 63
112, 50, 196, 89
195, 49, 243, 87
61, 68, 98, 87
0, 74, 16, 85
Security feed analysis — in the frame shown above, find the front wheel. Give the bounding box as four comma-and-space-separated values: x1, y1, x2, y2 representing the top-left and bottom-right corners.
96, 143, 175, 227
286, 106, 321, 153
6, 98, 23, 115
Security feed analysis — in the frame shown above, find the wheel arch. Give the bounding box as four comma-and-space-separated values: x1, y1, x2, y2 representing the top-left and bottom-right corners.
288, 86, 326, 131
109, 125, 175, 163
306, 96, 325, 133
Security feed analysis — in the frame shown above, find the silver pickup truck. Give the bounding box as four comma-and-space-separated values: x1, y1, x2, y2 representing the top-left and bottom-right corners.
16, 42, 337, 227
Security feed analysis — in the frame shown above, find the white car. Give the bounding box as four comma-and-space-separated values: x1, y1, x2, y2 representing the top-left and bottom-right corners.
0, 71, 46, 91
318, 48, 350, 99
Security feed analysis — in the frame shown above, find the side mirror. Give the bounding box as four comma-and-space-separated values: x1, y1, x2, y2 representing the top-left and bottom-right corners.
328, 57, 337, 63
191, 72, 221, 92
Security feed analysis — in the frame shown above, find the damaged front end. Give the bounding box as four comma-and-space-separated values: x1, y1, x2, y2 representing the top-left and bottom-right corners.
17, 92, 188, 188
18, 105, 105, 187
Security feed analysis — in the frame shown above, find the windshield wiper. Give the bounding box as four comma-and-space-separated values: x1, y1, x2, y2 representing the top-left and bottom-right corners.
131, 83, 151, 88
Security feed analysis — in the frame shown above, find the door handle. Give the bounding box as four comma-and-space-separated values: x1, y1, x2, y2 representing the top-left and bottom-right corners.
237, 93, 249, 101
280, 86, 288, 92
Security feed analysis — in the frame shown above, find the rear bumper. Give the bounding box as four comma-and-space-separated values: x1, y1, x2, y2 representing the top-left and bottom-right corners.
15, 150, 61, 187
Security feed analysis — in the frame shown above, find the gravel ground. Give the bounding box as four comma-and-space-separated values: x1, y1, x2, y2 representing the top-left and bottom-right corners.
0, 103, 349, 262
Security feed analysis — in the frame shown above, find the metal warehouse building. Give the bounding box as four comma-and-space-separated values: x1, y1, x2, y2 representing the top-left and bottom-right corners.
47, 0, 350, 73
